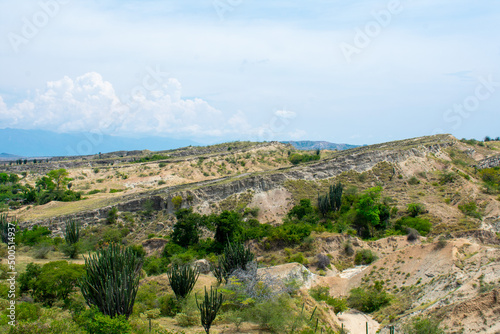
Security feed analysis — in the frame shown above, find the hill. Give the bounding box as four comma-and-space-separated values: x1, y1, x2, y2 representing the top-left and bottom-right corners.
2, 134, 500, 333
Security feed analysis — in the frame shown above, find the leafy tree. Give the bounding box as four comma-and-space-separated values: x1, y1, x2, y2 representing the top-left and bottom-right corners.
171, 208, 202, 247
46, 169, 71, 190
354, 187, 382, 238
19, 261, 84, 306
288, 199, 314, 220
213, 211, 243, 251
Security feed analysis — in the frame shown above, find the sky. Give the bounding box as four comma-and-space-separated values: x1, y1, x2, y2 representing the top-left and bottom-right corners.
0, 0, 499, 146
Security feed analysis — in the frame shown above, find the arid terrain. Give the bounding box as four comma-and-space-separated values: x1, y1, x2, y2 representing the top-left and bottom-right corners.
2, 134, 500, 333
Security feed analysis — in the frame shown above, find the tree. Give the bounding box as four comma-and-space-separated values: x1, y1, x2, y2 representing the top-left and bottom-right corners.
46, 169, 71, 190
288, 199, 314, 220
213, 211, 242, 251
171, 208, 201, 247
354, 187, 382, 238
19, 261, 84, 306
78, 244, 143, 319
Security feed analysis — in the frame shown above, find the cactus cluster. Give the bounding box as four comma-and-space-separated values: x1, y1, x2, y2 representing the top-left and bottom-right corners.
318, 182, 343, 216
211, 242, 255, 284
196, 287, 223, 334
78, 244, 143, 319
64, 220, 80, 245
167, 263, 199, 299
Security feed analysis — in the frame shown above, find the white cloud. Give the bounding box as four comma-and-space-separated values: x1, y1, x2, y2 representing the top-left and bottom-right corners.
0, 72, 257, 139
274, 109, 296, 119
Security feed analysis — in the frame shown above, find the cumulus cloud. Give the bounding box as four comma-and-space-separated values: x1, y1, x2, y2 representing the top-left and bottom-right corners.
274, 109, 296, 119
0, 72, 253, 138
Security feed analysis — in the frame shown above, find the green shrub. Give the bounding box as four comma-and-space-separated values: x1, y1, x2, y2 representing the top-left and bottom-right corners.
402, 315, 444, 334
394, 217, 432, 236
354, 249, 378, 265
76, 307, 132, 334
19, 261, 84, 306
407, 203, 426, 217
458, 202, 482, 219
106, 207, 119, 224
172, 196, 183, 210
407, 176, 420, 185
18, 225, 51, 246
348, 281, 391, 313
159, 294, 181, 317
143, 256, 169, 276
309, 286, 348, 314
287, 252, 308, 265
439, 172, 457, 185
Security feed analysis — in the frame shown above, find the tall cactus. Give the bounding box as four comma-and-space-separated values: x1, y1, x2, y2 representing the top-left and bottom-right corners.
211, 242, 255, 284
196, 287, 223, 334
78, 244, 143, 319
64, 220, 80, 245
167, 263, 199, 299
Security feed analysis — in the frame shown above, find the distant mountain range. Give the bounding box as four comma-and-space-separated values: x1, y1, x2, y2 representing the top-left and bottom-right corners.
283, 140, 360, 151
0, 153, 23, 160
0, 128, 199, 157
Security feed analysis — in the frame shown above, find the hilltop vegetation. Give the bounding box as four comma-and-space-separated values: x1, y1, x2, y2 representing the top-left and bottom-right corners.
1, 135, 500, 333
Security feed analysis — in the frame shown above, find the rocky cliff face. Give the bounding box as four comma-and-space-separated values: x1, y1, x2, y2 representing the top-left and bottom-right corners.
19, 136, 456, 232
477, 155, 500, 169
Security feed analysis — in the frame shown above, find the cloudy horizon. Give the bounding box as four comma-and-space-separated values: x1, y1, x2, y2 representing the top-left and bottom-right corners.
1, 0, 499, 146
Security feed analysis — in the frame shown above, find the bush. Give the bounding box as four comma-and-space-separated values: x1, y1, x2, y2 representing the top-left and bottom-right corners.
309, 286, 348, 314
19, 261, 85, 306
439, 172, 457, 185
407, 203, 426, 217
143, 256, 169, 276
394, 217, 432, 236
159, 294, 181, 317
342, 241, 354, 256
76, 307, 132, 334
287, 252, 308, 265
33, 243, 53, 259
458, 202, 482, 219
406, 228, 420, 242
402, 315, 444, 334
347, 281, 391, 313
172, 196, 183, 210
435, 238, 447, 250
354, 249, 378, 265
106, 207, 119, 224
18, 225, 51, 246
407, 176, 420, 185
316, 253, 330, 270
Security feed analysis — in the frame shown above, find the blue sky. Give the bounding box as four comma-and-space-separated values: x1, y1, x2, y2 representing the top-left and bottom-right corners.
0, 0, 499, 145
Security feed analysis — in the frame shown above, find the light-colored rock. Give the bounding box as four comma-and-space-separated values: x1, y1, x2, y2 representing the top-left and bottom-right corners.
194, 259, 211, 274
